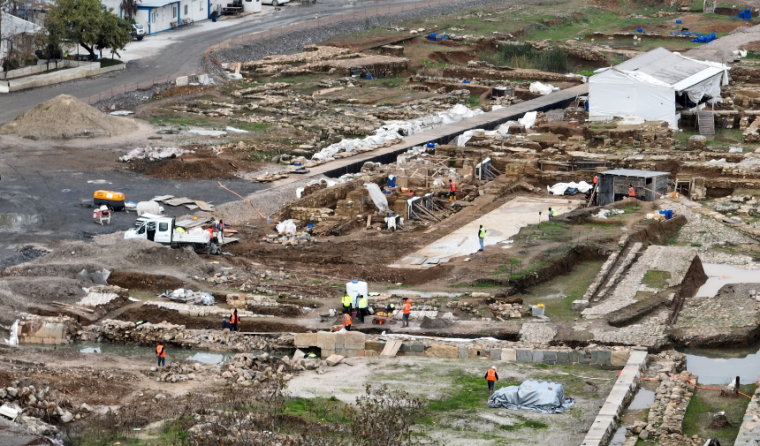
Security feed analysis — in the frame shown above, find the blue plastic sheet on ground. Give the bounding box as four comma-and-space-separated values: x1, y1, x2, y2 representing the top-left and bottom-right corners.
487, 380, 575, 414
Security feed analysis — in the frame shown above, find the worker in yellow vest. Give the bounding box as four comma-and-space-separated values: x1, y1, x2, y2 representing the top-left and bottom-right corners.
357, 295, 368, 324
341, 293, 353, 314
478, 225, 486, 252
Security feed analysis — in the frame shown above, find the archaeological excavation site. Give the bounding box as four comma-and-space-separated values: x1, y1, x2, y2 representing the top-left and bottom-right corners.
6, 0, 760, 444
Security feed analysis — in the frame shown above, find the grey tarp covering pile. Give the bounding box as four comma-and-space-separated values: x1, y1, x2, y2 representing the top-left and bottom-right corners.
487, 380, 575, 414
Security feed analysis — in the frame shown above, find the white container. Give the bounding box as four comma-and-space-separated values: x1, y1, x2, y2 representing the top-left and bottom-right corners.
346, 280, 368, 307
531, 305, 545, 317
242, 0, 261, 13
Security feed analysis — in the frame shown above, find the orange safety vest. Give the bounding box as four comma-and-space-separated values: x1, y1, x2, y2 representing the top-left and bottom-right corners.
593, 176, 598, 184
343, 313, 351, 326
486, 369, 496, 381
408, 191, 414, 197
157, 345, 165, 357
449, 182, 456, 192
403, 301, 411, 314
206, 227, 214, 236
231, 313, 237, 324
629, 187, 636, 197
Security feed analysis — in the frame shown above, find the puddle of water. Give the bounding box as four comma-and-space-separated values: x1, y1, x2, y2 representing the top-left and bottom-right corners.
627, 388, 655, 410
679, 338, 760, 385
27, 341, 239, 364
695, 263, 760, 297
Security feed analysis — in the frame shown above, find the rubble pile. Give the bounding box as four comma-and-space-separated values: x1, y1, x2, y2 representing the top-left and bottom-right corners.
226, 293, 281, 309
218, 352, 294, 386
149, 361, 207, 383
712, 194, 759, 216
206, 271, 239, 285
265, 231, 318, 245
91, 320, 202, 347
119, 146, 192, 162
77, 285, 129, 308
488, 302, 528, 319
646, 371, 696, 439
143, 301, 269, 318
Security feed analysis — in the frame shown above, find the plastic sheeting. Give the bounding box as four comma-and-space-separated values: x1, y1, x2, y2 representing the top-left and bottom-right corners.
547, 181, 592, 195
529, 82, 558, 95
4, 320, 18, 345
681, 73, 723, 104
487, 380, 575, 414
312, 104, 484, 160
456, 124, 512, 147
590, 68, 677, 128
276, 219, 297, 235
160, 289, 215, 305
365, 183, 389, 212
518, 112, 537, 130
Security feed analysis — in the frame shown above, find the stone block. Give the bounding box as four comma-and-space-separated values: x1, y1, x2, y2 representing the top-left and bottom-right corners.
344, 350, 356, 358
501, 348, 517, 362
516, 349, 533, 362
579, 351, 592, 364
542, 351, 557, 364
334, 332, 345, 349
316, 332, 335, 350
591, 349, 612, 366
294, 333, 317, 348
365, 350, 375, 357
321, 349, 335, 359
571, 300, 590, 311
459, 345, 468, 359
410, 343, 425, 353
568, 350, 579, 363
532, 350, 544, 363
344, 331, 365, 350
468, 347, 487, 358
490, 348, 502, 360
175, 76, 189, 87
292, 349, 306, 362
610, 349, 631, 367
365, 340, 384, 352
556, 351, 570, 364
326, 354, 344, 366
399, 343, 411, 353
425, 345, 459, 359
471, 292, 491, 298
354, 350, 365, 357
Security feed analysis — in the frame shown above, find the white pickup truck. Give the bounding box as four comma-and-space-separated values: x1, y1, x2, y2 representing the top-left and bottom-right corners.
124, 217, 210, 250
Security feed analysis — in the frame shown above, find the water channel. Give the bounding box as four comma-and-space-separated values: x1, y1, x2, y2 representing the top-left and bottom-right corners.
27, 341, 240, 364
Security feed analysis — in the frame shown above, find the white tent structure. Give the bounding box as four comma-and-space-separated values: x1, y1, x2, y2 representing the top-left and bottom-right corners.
589, 47, 729, 129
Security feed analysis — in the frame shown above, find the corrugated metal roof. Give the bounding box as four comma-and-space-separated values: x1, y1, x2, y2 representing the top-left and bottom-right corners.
614, 47, 713, 87
599, 169, 670, 178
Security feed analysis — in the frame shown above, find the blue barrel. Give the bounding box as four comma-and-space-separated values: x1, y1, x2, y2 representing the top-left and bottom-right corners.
426, 142, 435, 148
463, 80, 470, 84
637, 28, 643, 32
676, 19, 682, 24
667, 210, 674, 220
429, 33, 437, 41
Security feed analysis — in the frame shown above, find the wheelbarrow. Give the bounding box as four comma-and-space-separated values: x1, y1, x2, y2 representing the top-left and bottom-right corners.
319, 313, 331, 323
372, 312, 392, 325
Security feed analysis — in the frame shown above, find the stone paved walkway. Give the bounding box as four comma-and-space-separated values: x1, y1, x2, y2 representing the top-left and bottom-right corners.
519, 322, 557, 345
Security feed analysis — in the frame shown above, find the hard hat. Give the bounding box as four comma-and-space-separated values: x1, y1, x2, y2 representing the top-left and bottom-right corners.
492, 366, 497, 370
193, 217, 198, 220
100, 205, 108, 211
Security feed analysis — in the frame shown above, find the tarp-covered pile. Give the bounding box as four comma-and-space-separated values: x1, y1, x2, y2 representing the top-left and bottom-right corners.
160, 288, 215, 305
547, 181, 593, 195
487, 380, 575, 414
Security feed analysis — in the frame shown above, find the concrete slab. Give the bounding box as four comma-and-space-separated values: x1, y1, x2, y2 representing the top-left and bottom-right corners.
393, 197, 580, 267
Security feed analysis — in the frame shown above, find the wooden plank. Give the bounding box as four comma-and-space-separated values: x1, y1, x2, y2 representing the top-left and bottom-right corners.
152, 195, 174, 202
380, 340, 402, 357
164, 197, 194, 207
195, 201, 214, 212
185, 204, 199, 210
218, 237, 239, 245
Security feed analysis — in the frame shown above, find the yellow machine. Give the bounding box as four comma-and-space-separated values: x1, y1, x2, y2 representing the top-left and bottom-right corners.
93, 190, 125, 210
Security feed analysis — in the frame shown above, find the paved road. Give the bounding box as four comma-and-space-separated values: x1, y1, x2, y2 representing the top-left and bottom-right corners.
0, 0, 429, 125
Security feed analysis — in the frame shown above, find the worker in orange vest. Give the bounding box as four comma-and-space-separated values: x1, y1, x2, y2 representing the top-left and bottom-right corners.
402, 297, 411, 328
156, 342, 166, 368
484, 366, 499, 396
628, 184, 636, 198
342, 312, 352, 331
593, 175, 598, 185
408, 190, 415, 198
230, 309, 239, 333
449, 179, 457, 201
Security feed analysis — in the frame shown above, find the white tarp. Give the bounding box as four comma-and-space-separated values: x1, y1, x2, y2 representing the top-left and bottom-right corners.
119, 146, 192, 162
4, 320, 18, 345
312, 104, 484, 160
529, 82, 558, 95
589, 68, 677, 128
365, 183, 389, 212
518, 112, 538, 130
276, 219, 297, 235
547, 181, 593, 195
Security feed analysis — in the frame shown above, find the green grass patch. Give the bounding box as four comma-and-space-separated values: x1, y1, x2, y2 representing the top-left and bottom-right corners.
427, 372, 521, 414
641, 270, 671, 289
283, 396, 351, 424
682, 385, 755, 444
99, 58, 124, 67
229, 121, 270, 132
478, 43, 568, 73
149, 117, 209, 127
500, 419, 548, 430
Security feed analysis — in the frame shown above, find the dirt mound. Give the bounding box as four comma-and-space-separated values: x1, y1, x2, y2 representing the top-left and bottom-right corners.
129, 153, 239, 180
114, 305, 308, 332
35, 239, 214, 278
109, 271, 185, 290
420, 316, 454, 329
0, 94, 138, 139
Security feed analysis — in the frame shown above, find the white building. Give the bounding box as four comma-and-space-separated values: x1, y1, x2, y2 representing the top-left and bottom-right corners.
104, 0, 222, 35
1, 11, 42, 71
589, 47, 729, 129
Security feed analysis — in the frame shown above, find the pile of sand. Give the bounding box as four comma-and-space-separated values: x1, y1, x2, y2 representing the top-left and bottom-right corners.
0, 94, 139, 139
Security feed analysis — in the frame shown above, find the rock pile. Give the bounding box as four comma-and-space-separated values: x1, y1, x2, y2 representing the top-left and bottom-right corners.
150, 361, 205, 383
226, 293, 280, 309
92, 320, 201, 347
488, 302, 527, 319
218, 352, 294, 386
206, 271, 239, 285
265, 231, 318, 246
646, 371, 695, 437
144, 301, 269, 318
